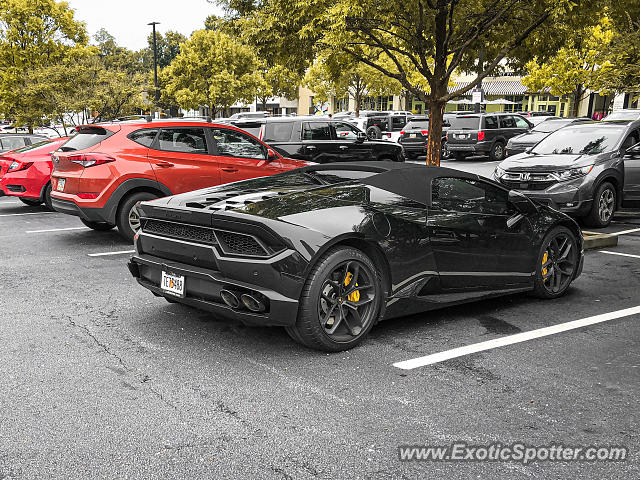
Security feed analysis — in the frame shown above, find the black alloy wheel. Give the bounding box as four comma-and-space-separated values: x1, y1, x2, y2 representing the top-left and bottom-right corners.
287, 247, 382, 351
532, 226, 578, 299
584, 182, 616, 228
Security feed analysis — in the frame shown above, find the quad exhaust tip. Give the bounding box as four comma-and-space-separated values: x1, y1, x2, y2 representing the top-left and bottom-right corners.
220, 289, 240, 309
240, 294, 266, 313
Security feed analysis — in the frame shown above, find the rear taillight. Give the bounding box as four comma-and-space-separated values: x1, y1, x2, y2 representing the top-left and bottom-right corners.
445, 133, 449, 140
421, 130, 428, 135
400, 131, 405, 135
68, 153, 116, 168
477, 131, 485, 141
8, 161, 33, 172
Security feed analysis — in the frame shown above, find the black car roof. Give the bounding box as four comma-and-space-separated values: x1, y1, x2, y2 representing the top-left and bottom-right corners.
296, 161, 480, 205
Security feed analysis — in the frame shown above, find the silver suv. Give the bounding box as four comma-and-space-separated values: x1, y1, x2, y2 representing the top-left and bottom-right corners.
494, 120, 640, 227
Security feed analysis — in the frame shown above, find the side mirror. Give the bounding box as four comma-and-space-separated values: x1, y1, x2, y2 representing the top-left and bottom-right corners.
508, 190, 538, 215
266, 147, 278, 161
356, 132, 367, 143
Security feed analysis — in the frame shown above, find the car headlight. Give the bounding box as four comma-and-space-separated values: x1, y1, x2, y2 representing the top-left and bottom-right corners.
494, 166, 505, 179
556, 165, 594, 181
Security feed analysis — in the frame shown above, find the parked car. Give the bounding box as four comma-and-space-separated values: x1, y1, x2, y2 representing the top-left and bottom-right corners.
228, 111, 270, 120
446, 113, 533, 161
0, 138, 69, 208
234, 117, 404, 164
494, 120, 640, 227
398, 113, 458, 159
518, 111, 555, 118
128, 162, 583, 351
506, 118, 592, 156
50, 119, 309, 241
527, 115, 561, 127
347, 111, 411, 142
603, 109, 640, 122
0, 133, 48, 152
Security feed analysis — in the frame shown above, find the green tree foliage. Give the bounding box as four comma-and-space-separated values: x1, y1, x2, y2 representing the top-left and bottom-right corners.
597, 7, 640, 93
142, 30, 187, 69
304, 53, 402, 116
228, 0, 582, 165
523, 16, 614, 117
164, 29, 260, 117
0, 0, 87, 128
94, 28, 144, 74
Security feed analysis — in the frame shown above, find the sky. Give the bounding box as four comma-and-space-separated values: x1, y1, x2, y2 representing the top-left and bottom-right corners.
64, 0, 223, 50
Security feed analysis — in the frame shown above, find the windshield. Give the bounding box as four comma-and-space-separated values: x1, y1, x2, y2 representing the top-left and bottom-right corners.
448, 116, 480, 130
11, 140, 53, 153
532, 120, 572, 133
605, 111, 640, 121
531, 126, 625, 155
405, 121, 428, 129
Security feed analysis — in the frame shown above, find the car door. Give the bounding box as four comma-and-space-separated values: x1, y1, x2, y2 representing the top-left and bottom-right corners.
301, 122, 341, 163
333, 122, 371, 161
622, 129, 640, 205
212, 126, 289, 184
147, 127, 221, 194
427, 176, 535, 290
498, 115, 519, 143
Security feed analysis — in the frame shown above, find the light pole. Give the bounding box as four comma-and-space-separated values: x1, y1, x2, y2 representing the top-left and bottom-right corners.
148, 22, 160, 116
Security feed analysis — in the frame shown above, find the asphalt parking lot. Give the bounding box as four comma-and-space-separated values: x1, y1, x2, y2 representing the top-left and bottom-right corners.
1, 177, 639, 478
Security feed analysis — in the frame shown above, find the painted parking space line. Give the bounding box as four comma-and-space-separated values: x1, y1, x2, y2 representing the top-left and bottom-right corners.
26, 226, 89, 233
0, 211, 58, 217
87, 250, 135, 257
600, 250, 640, 259
393, 305, 640, 370
612, 227, 640, 235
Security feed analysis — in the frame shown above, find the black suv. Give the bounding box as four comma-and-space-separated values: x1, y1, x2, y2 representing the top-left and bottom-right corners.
446, 113, 533, 161
233, 117, 404, 163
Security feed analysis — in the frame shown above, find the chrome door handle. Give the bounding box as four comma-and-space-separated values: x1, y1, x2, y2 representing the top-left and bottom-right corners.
221, 167, 238, 173
339, 145, 348, 150
306, 146, 316, 150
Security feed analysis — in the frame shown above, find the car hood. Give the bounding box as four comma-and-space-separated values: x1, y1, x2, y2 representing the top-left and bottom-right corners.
498, 152, 604, 171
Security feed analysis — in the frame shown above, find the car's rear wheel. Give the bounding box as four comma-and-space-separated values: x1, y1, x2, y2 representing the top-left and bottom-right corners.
583, 182, 616, 228
19, 198, 42, 206
453, 152, 466, 161
81, 219, 115, 231
116, 191, 158, 241
532, 226, 578, 299
489, 141, 505, 161
286, 247, 382, 351
42, 183, 53, 210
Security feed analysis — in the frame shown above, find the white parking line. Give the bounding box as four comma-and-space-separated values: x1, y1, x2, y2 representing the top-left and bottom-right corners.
87, 250, 135, 257
600, 250, 640, 259
612, 227, 640, 235
0, 212, 57, 217
26, 226, 89, 233
393, 305, 640, 370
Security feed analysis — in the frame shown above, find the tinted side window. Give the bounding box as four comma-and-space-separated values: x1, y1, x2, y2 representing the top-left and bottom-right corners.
514, 116, 530, 129
432, 177, 511, 215
211, 128, 265, 159
303, 122, 331, 140
500, 116, 517, 129
157, 128, 207, 154
263, 122, 294, 142
129, 129, 158, 147
391, 116, 406, 130
484, 116, 499, 129
334, 122, 359, 140
59, 126, 114, 152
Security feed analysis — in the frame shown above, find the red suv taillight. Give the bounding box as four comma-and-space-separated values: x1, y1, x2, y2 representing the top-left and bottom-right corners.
421, 130, 428, 135
400, 130, 405, 135
477, 131, 485, 141
8, 161, 33, 172
68, 153, 116, 168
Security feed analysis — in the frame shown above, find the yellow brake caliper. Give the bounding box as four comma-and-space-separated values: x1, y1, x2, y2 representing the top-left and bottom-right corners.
541, 251, 549, 279
344, 272, 360, 302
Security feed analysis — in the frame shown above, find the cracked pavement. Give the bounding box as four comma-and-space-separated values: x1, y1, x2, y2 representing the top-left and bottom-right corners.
0, 181, 639, 479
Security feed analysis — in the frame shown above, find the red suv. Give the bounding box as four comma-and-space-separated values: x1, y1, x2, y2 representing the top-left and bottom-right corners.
51, 119, 309, 240
0, 137, 69, 209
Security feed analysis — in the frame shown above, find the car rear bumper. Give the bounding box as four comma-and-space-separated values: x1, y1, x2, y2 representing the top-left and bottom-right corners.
51, 197, 111, 223
128, 252, 300, 327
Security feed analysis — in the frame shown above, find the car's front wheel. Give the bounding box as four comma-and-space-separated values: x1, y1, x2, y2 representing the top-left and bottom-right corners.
583, 182, 616, 228
116, 191, 158, 241
532, 226, 579, 299
286, 247, 383, 351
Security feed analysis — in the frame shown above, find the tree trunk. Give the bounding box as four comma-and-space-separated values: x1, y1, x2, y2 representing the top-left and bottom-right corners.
573, 85, 584, 118
426, 100, 446, 166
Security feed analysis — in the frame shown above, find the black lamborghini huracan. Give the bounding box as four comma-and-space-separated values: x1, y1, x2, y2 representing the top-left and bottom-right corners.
128, 162, 584, 351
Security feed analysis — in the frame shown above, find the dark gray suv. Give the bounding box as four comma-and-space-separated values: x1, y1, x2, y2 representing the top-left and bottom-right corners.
446, 113, 533, 161
494, 120, 640, 227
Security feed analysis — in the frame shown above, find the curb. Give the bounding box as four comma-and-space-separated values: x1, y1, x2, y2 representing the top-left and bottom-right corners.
582, 231, 619, 250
